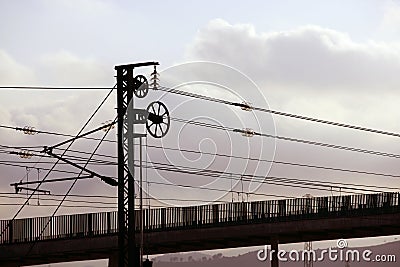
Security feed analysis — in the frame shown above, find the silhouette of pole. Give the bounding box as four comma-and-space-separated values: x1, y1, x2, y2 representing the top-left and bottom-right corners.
140, 137, 144, 267
115, 61, 159, 267
271, 238, 279, 267
304, 241, 313, 267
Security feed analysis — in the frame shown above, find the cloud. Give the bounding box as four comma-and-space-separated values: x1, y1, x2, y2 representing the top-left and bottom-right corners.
39, 50, 114, 86
184, 19, 400, 137
186, 19, 400, 92
380, 0, 400, 37
181, 19, 400, 202
0, 49, 36, 85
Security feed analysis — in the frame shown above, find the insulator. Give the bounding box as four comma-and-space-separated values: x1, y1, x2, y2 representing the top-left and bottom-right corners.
241, 128, 255, 137
240, 101, 253, 111
101, 120, 115, 132
18, 150, 33, 159
21, 126, 37, 135
150, 65, 160, 90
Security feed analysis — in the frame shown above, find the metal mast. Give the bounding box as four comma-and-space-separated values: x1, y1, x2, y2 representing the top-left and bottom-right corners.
115, 62, 159, 267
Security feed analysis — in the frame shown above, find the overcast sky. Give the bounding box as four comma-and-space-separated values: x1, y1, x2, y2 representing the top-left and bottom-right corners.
1, 1, 400, 266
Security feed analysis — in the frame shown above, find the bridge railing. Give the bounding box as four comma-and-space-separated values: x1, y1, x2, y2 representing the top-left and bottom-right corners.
1, 192, 399, 245
143, 192, 400, 229
0, 211, 118, 244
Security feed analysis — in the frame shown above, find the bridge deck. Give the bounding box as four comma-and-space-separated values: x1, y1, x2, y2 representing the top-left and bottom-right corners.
0, 192, 399, 266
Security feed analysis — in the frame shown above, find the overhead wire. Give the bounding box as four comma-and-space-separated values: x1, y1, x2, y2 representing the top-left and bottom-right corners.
144, 160, 400, 192
2, 150, 398, 193
0, 86, 113, 90
0, 86, 115, 241
3, 84, 400, 138
2, 84, 400, 209
3, 114, 400, 161
24, 117, 117, 256
159, 86, 400, 139
141, 161, 391, 194
172, 117, 400, 159
4, 142, 400, 182
2, 144, 399, 195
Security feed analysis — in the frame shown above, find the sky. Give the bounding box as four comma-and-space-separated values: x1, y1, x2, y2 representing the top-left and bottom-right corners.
1, 0, 400, 266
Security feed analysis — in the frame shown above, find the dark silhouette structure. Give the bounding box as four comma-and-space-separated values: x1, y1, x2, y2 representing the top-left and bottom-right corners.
0, 192, 399, 266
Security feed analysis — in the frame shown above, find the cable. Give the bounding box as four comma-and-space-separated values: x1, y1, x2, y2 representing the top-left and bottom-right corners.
254, 106, 400, 139
0, 192, 279, 206
0, 195, 116, 206
143, 161, 391, 194
4, 146, 398, 193
159, 86, 400, 139
173, 117, 400, 159
8, 85, 400, 138
2, 149, 398, 196
0, 203, 115, 209
0, 125, 117, 144
0, 86, 113, 90
49, 144, 400, 181
0, 86, 115, 241
145, 180, 294, 199
0, 162, 82, 175
171, 117, 236, 131
4, 114, 400, 161
5, 154, 396, 193
24, 116, 117, 258
143, 144, 400, 179
1, 122, 398, 205
0, 194, 249, 205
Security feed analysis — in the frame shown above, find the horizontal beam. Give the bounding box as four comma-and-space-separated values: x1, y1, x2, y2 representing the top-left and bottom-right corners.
115, 62, 159, 70
10, 175, 94, 187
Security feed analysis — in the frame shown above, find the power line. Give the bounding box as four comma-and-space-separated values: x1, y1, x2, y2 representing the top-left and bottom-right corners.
173, 117, 400, 159
0, 162, 83, 175
0, 86, 115, 241
1, 163, 395, 207
3, 145, 399, 193
24, 114, 117, 258
3, 151, 398, 193
0, 125, 117, 144
0, 86, 114, 90
4, 84, 400, 138
0, 194, 253, 205
3, 115, 400, 162
0, 194, 116, 206
0, 203, 115, 209
146, 160, 400, 192
143, 144, 400, 179
143, 161, 393, 194
2, 150, 398, 196
159, 86, 400, 139
1, 89, 399, 208
47, 144, 400, 181
4, 136, 400, 188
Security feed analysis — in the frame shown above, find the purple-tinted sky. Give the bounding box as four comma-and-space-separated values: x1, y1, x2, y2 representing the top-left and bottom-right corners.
1, 1, 400, 266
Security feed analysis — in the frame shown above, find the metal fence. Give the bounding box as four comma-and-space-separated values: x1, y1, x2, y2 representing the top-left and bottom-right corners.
1, 192, 399, 244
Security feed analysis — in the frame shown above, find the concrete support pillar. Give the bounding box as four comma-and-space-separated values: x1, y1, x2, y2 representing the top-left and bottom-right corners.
271, 238, 279, 267
108, 253, 118, 267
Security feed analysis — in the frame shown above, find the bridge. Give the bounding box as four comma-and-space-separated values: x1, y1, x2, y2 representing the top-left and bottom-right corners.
1, 191, 399, 266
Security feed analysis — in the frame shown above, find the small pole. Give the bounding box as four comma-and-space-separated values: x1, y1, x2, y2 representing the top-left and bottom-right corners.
140, 137, 144, 267
271, 238, 279, 267
37, 169, 41, 205
26, 167, 30, 205
230, 174, 233, 202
